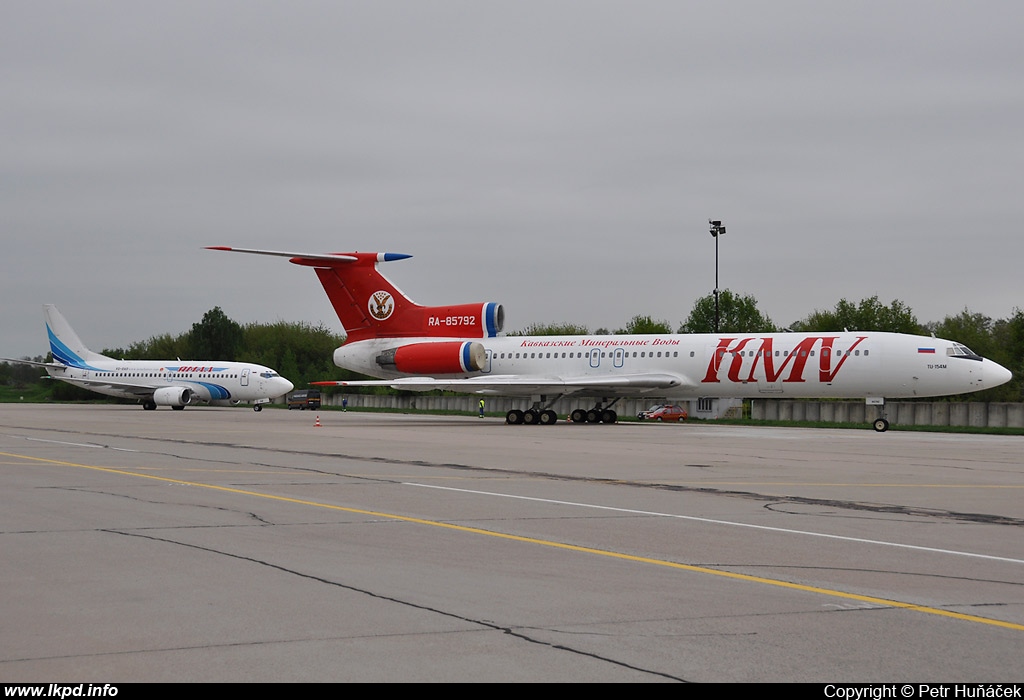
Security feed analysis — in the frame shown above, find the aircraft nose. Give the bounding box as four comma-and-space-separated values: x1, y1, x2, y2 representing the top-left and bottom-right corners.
279, 377, 295, 395
986, 360, 1013, 389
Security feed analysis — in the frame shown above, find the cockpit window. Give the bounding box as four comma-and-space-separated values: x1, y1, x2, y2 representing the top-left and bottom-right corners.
947, 343, 977, 357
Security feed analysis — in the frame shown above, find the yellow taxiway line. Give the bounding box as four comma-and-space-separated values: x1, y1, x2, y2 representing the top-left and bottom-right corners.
5, 449, 1022, 633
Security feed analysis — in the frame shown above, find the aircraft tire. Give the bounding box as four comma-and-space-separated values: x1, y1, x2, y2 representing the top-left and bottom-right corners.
506, 409, 524, 425
570, 409, 587, 423
601, 409, 617, 424
172, 405, 185, 411
254, 405, 263, 412
586, 409, 601, 423
523, 409, 540, 425
540, 410, 558, 425
873, 418, 889, 432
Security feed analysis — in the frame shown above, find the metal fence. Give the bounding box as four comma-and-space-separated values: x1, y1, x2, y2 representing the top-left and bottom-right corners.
305, 393, 1024, 428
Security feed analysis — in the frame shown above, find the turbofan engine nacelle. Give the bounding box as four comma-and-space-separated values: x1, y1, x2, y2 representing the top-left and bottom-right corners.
153, 386, 192, 407
377, 341, 486, 375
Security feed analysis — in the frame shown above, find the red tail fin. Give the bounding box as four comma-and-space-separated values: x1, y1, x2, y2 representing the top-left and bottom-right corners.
300, 253, 503, 341
297, 252, 419, 342
207, 248, 503, 342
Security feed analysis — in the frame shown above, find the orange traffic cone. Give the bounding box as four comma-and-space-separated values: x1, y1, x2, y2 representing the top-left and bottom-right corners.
314, 415, 322, 428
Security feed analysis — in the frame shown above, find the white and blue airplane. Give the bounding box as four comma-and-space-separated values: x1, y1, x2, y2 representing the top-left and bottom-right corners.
4, 305, 294, 411
209, 247, 1014, 431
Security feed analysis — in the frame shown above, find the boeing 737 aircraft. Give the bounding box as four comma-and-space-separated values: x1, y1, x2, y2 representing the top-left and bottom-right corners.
209, 247, 1013, 430
4, 305, 294, 411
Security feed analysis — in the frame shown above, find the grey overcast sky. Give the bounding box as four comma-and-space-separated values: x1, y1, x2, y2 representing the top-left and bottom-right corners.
3, 1, 1022, 358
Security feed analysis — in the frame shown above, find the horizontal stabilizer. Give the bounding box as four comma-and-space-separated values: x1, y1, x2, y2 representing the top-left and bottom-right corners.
1, 357, 67, 371
205, 247, 361, 265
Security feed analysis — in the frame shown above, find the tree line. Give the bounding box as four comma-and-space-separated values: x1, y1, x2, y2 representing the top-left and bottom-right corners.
3, 295, 1021, 402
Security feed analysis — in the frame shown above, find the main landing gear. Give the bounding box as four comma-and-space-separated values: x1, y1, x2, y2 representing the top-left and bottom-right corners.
140, 399, 186, 411
569, 399, 620, 424
505, 408, 559, 425
504, 398, 621, 426
568, 406, 618, 424
506, 394, 563, 426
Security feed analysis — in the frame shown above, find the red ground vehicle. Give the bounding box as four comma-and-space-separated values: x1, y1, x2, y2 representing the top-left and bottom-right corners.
638, 404, 688, 422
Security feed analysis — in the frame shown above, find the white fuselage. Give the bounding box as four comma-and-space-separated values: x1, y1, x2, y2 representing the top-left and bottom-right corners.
49, 360, 294, 406
334, 331, 1009, 400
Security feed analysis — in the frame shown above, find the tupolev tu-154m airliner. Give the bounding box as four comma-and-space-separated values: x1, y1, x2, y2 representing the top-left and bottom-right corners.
3, 305, 294, 411
208, 247, 1013, 431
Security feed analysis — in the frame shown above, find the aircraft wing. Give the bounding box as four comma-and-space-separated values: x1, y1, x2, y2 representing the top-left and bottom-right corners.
56, 376, 226, 401
74, 377, 160, 397
312, 372, 690, 397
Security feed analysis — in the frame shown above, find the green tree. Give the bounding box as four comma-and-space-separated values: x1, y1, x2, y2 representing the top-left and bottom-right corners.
508, 322, 590, 336
615, 315, 672, 335
106, 333, 191, 360
793, 296, 920, 333
239, 320, 346, 388
996, 309, 1024, 400
1, 358, 49, 387
49, 380, 101, 402
993, 308, 1024, 372
187, 307, 243, 359
678, 290, 776, 333
929, 309, 995, 359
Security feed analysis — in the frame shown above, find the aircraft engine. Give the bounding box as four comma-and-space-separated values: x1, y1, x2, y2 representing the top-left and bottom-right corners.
376, 341, 486, 374
153, 386, 192, 407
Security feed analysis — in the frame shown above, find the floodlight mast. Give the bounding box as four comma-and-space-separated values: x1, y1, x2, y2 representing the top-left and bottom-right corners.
709, 219, 726, 332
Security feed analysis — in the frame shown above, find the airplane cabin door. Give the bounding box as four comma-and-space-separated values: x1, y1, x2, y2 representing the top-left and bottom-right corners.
241, 368, 250, 386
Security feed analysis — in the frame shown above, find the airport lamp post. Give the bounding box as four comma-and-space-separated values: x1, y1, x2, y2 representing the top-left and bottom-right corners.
709, 219, 726, 332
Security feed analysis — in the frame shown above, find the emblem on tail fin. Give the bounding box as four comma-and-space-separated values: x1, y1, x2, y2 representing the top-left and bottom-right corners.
369, 291, 395, 321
